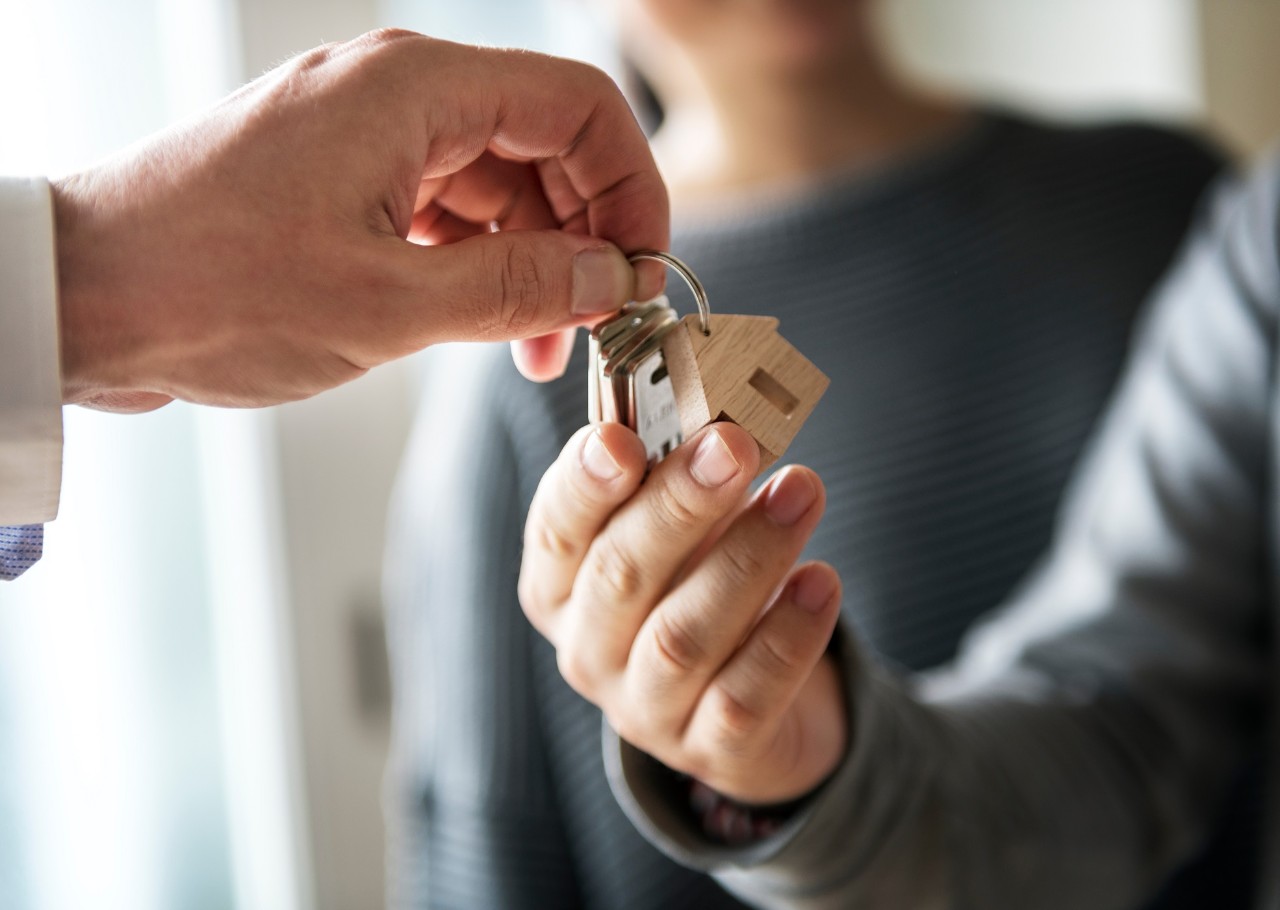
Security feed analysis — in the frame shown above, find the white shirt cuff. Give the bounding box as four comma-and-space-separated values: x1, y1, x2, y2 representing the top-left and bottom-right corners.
0, 177, 63, 523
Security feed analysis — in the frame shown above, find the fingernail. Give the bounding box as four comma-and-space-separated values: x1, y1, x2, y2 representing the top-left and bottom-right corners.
690, 428, 741, 487
581, 429, 623, 481
793, 569, 835, 614
764, 468, 817, 527
573, 247, 631, 316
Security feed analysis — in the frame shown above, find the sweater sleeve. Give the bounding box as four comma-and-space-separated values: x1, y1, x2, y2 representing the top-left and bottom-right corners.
0, 177, 62, 526
606, 158, 1280, 909
383, 345, 583, 909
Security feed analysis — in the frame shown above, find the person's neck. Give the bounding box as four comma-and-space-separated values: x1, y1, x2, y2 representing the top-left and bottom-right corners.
651, 54, 967, 205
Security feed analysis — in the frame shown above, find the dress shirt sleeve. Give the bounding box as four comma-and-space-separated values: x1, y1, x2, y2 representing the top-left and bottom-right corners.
605, 157, 1280, 909
0, 176, 63, 525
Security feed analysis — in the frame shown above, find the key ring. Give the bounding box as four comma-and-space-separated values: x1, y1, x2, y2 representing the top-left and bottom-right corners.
628, 250, 711, 336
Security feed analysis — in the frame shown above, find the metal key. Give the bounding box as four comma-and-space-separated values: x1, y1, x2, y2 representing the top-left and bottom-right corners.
589, 250, 829, 477
622, 335, 683, 463
589, 297, 681, 464
588, 251, 713, 470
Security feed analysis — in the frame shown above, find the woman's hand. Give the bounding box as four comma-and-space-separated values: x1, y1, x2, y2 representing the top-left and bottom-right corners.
519, 421, 847, 804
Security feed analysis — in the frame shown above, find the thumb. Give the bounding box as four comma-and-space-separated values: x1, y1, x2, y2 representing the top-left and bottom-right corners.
409, 229, 637, 346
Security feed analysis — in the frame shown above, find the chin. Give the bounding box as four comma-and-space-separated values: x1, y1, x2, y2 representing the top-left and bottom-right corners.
726, 0, 869, 70
733, 31, 861, 78
630, 0, 872, 79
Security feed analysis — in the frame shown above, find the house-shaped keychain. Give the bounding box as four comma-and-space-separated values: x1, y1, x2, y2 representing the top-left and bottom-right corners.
661, 312, 829, 472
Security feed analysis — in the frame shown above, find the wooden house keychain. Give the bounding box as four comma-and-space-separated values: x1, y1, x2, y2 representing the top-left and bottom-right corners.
588, 251, 829, 474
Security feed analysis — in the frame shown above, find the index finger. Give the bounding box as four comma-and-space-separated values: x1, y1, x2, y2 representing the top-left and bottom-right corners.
519, 424, 649, 639
566, 424, 759, 672
409, 37, 671, 300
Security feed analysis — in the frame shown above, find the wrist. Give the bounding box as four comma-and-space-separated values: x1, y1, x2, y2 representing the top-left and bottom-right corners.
677, 655, 849, 846
52, 172, 170, 412
52, 172, 103, 403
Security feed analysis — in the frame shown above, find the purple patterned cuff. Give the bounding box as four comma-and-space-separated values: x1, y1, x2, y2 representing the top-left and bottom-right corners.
0, 524, 44, 581
687, 778, 806, 846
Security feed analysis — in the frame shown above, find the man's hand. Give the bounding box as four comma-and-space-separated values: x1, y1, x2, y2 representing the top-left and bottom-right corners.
519, 422, 847, 805
52, 30, 669, 412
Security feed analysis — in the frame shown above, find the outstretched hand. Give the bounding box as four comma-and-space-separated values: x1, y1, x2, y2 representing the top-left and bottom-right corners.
53, 30, 669, 412
519, 422, 847, 804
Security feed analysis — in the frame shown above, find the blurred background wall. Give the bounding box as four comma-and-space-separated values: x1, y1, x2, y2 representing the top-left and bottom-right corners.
0, 1, 1277, 908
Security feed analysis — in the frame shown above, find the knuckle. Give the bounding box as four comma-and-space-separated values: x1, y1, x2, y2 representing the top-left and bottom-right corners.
363, 26, 421, 45
492, 242, 553, 338
590, 537, 647, 602
704, 685, 765, 757
555, 647, 595, 697
649, 610, 707, 675
577, 61, 616, 95
332, 30, 430, 90
646, 481, 701, 535
534, 518, 577, 561
289, 43, 337, 74
718, 540, 770, 585
550, 57, 612, 96
516, 571, 543, 621
268, 41, 348, 106
755, 629, 805, 678
349, 27, 422, 61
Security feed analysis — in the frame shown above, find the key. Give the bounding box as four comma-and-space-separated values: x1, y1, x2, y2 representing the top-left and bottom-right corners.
588, 251, 830, 475
589, 297, 681, 463
623, 337, 683, 463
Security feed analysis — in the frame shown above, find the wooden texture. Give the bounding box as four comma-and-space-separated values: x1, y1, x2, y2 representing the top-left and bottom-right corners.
662, 313, 830, 472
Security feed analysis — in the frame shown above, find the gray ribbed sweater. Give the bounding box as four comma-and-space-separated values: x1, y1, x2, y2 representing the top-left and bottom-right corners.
383, 113, 1224, 909
610, 145, 1280, 910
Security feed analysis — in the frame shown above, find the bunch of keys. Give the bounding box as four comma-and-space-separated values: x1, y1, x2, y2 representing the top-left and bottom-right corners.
587, 252, 700, 466
589, 251, 829, 475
